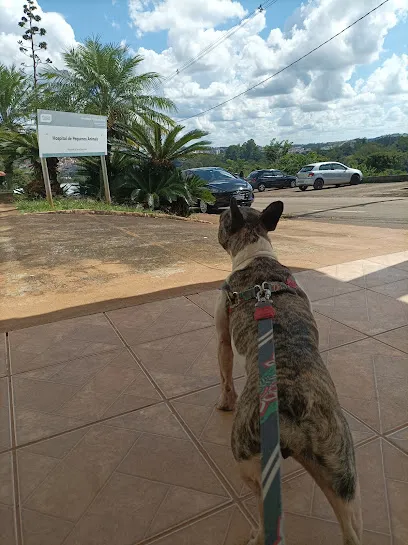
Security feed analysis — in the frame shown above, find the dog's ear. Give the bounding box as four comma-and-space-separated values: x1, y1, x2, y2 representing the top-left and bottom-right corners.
260, 201, 284, 231
230, 198, 245, 233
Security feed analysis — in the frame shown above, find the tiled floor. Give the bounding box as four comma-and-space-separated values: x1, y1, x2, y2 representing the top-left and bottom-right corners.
1, 251, 408, 545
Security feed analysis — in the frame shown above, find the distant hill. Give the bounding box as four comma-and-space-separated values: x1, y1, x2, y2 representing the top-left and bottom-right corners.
300, 133, 408, 150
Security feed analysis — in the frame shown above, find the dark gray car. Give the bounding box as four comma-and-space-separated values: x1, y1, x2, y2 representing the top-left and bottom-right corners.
247, 169, 297, 191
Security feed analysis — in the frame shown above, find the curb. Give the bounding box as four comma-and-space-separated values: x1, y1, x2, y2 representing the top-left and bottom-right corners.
19, 208, 212, 224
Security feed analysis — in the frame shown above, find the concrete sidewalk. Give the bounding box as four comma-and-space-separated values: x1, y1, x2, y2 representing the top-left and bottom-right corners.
1, 250, 408, 544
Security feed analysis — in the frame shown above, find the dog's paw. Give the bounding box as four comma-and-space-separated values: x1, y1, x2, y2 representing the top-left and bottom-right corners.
216, 389, 237, 411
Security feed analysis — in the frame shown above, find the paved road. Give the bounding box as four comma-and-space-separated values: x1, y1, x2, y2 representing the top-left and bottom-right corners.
252, 182, 408, 228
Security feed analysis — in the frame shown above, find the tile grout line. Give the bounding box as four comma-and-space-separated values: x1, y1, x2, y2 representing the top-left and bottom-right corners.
379, 438, 394, 544
133, 503, 236, 545
5, 333, 23, 545
105, 314, 249, 507
59, 432, 147, 545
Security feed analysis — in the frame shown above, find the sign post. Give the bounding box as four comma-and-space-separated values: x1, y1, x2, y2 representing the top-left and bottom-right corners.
37, 110, 109, 203
40, 157, 54, 207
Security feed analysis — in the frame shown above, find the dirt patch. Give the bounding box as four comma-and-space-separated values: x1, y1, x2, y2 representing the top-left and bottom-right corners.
1, 212, 407, 326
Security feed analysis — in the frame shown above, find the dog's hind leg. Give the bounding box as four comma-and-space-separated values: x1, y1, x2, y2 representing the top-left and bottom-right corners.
215, 290, 237, 411
294, 428, 363, 545
238, 457, 265, 545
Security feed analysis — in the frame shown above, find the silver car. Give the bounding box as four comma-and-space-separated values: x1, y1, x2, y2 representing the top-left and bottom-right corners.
296, 162, 363, 191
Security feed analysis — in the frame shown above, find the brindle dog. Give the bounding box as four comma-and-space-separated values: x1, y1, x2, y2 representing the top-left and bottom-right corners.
215, 199, 362, 545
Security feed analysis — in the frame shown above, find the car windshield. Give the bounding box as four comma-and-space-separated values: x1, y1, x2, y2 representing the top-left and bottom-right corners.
194, 169, 237, 182
299, 165, 314, 172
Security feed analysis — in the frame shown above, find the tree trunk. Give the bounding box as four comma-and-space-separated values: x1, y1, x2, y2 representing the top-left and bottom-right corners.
3, 158, 14, 190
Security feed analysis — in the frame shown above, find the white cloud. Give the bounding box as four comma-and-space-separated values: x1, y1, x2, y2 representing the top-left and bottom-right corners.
0, 0, 77, 69
130, 0, 408, 144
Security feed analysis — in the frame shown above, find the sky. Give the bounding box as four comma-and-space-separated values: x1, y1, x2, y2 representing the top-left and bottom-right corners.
1, 0, 408, 146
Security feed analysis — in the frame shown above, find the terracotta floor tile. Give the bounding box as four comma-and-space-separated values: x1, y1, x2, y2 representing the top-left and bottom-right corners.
10, 314, 122, 374
134, 328, 244, 398
24, 460, 101, 521
15, 408, 85, 446
295, 269, 361, 301
17, 451, 58, 501
62, 425, 138, 487
13, 376, 80, 414
370, 278, 408, 304
368, 252, 408, 270
0, 451, 13, 506
0, 504, 17, 545
148, 506, 252, 545
356, 440, 390, 534
387, 426, 408, 454
311, 439, 390, 534
21, 509, 73, 545
187, 290, 219, 317
382, 440, 408, 483
324, 338, 406, 432
314, 312, 366, 352
21, 423, 138, 524
313, 289, 408, 336
202, 441, 246, 495
63, 473, 168, 545
284, 513, 391, 545
146, 485, 228, 537
107, 296, 214, 346
23, 428, 88, 459
343, 411, 376, 445
172, 401, 214, 437
118, 433, 228, 497
200, 408, 234, 446
283, 473, 314, 516
387, 479, 408, 545
107, 403, 187, 439
375, 326, 408, 354
0, 377, 10, 452
0, 335, 6, 378
318, 259, 408, 289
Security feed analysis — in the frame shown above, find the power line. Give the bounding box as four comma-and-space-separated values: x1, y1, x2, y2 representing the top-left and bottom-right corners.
180, 0, 390, 122
163, 0, 278, 83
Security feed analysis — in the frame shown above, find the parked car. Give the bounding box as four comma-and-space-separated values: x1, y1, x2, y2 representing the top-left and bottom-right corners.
296, 162, 363, 191
183, 167, 254, 213
247, 169, 296, 191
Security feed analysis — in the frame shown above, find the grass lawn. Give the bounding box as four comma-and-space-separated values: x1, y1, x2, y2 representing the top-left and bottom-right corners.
15, 197, 150, 214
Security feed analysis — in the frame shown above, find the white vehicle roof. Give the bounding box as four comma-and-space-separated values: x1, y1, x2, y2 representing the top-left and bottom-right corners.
302, 162, 346, 167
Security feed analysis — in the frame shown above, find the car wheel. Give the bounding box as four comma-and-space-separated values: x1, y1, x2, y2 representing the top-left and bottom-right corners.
313, 178, 324, 190
258, 183, 266, 192
350, 174, 360, 185
290, 180, 296, 188
199, 200, 209, 213
299, 186, 307, 191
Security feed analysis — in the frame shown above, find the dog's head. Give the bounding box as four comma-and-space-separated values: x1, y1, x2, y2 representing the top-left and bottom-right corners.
218, 199, 283, 256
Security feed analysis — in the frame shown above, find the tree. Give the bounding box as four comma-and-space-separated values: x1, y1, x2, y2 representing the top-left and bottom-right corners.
264, 138, 292, 164
0, 64, 32, 188
0, 129, 62, 195
117, 122, 211, 168
43, 38, 175, 131
18, 0, 52, 89
241, 139, 263, 161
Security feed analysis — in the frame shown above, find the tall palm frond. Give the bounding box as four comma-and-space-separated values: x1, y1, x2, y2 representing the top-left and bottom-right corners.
42, 37, 176, 128
0, 65, 32, 128
115, 121, 211, 166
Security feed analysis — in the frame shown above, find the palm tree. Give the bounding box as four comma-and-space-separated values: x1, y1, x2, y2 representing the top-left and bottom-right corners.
0, 129, 62, 195
42, 37, 175, 130
117, 122, 212, 167
0, 65, 32, 188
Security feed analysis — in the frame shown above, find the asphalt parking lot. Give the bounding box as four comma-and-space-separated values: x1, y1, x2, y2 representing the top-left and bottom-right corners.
252, 181, 408, 228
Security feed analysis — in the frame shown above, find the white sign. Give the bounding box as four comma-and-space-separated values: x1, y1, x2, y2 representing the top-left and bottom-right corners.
37, 109, 107, 158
